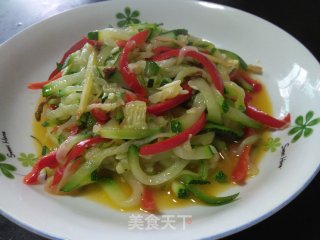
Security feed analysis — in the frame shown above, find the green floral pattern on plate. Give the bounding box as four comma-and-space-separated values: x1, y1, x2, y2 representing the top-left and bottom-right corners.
116, 7, 141, 27
264, 137, 281, 152
0, 153, 17, 179
288, 111, 320, 143
18, 153, 38, 167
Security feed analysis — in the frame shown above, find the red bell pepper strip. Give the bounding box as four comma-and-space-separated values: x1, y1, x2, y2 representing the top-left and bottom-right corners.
185, 50, 224, 94
119, 30, 149, 97
232, 144, 252, 185
246, 105, 291, 129
50, 137, 109, 187
91, 108, 110, 124
230, 70, 262, 92
151, 49, 180, 61
83, 35, 98, 47
68, 157, 84, 172
47, 36, 97, 80
244, 92, 253, 105
49, 104, 58, 110
124, 92, 148, 103
48, 154, 84, 189
124, 92, 138, 103
238, 70, 262, 92
152, 49, 224, 94
50, 165, 65, 187
28, 36, 98, 90
229, 70, 238, 81
231, 128, 255, 185
152, 46, 176, 54
70, 125, 79, 136
24, 150, 59, 185
139, 112, 206, 155
27, 71, 62, 90
116, 39, 127, 48
147, 81, 193, 115
141, 186, 157, 213
66, 137, 109, 163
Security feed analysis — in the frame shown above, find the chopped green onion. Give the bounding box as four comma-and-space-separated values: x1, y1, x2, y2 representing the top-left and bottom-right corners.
41, 121, 49, 127
87, 31, 99, 40
213, 170, 228, 183
170, 120, 182, 133
171, 181, 188, 199
147, 78, 155, 88
145, 61, 160, 76
189, 179, 210, 185
222, 99, 229, 113
56, 62, 63, 71
41, 145, 50, 156
79, 112, 96, 129
159, 78, 172, 86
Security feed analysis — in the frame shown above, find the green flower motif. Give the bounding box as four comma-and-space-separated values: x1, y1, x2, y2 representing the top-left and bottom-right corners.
116, 7, 141, 27
0, 153, 16, 179
18, 153, 38, 167
264, 137, 281, 152
288, 111, 320, 143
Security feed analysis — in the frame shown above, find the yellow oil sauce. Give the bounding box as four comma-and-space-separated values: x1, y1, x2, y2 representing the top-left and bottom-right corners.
32, 82, 272, 212
32, 106, 56, 152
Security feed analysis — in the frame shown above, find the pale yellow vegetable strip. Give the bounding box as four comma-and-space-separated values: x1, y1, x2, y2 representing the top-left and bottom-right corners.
248, 64, 263, 74
153, 36, 186, 47
204, 53, 235, 68
77, 49, 97, 119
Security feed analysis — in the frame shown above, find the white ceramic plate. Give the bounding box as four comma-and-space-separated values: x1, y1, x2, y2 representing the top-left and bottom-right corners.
0, 0, 319, 239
